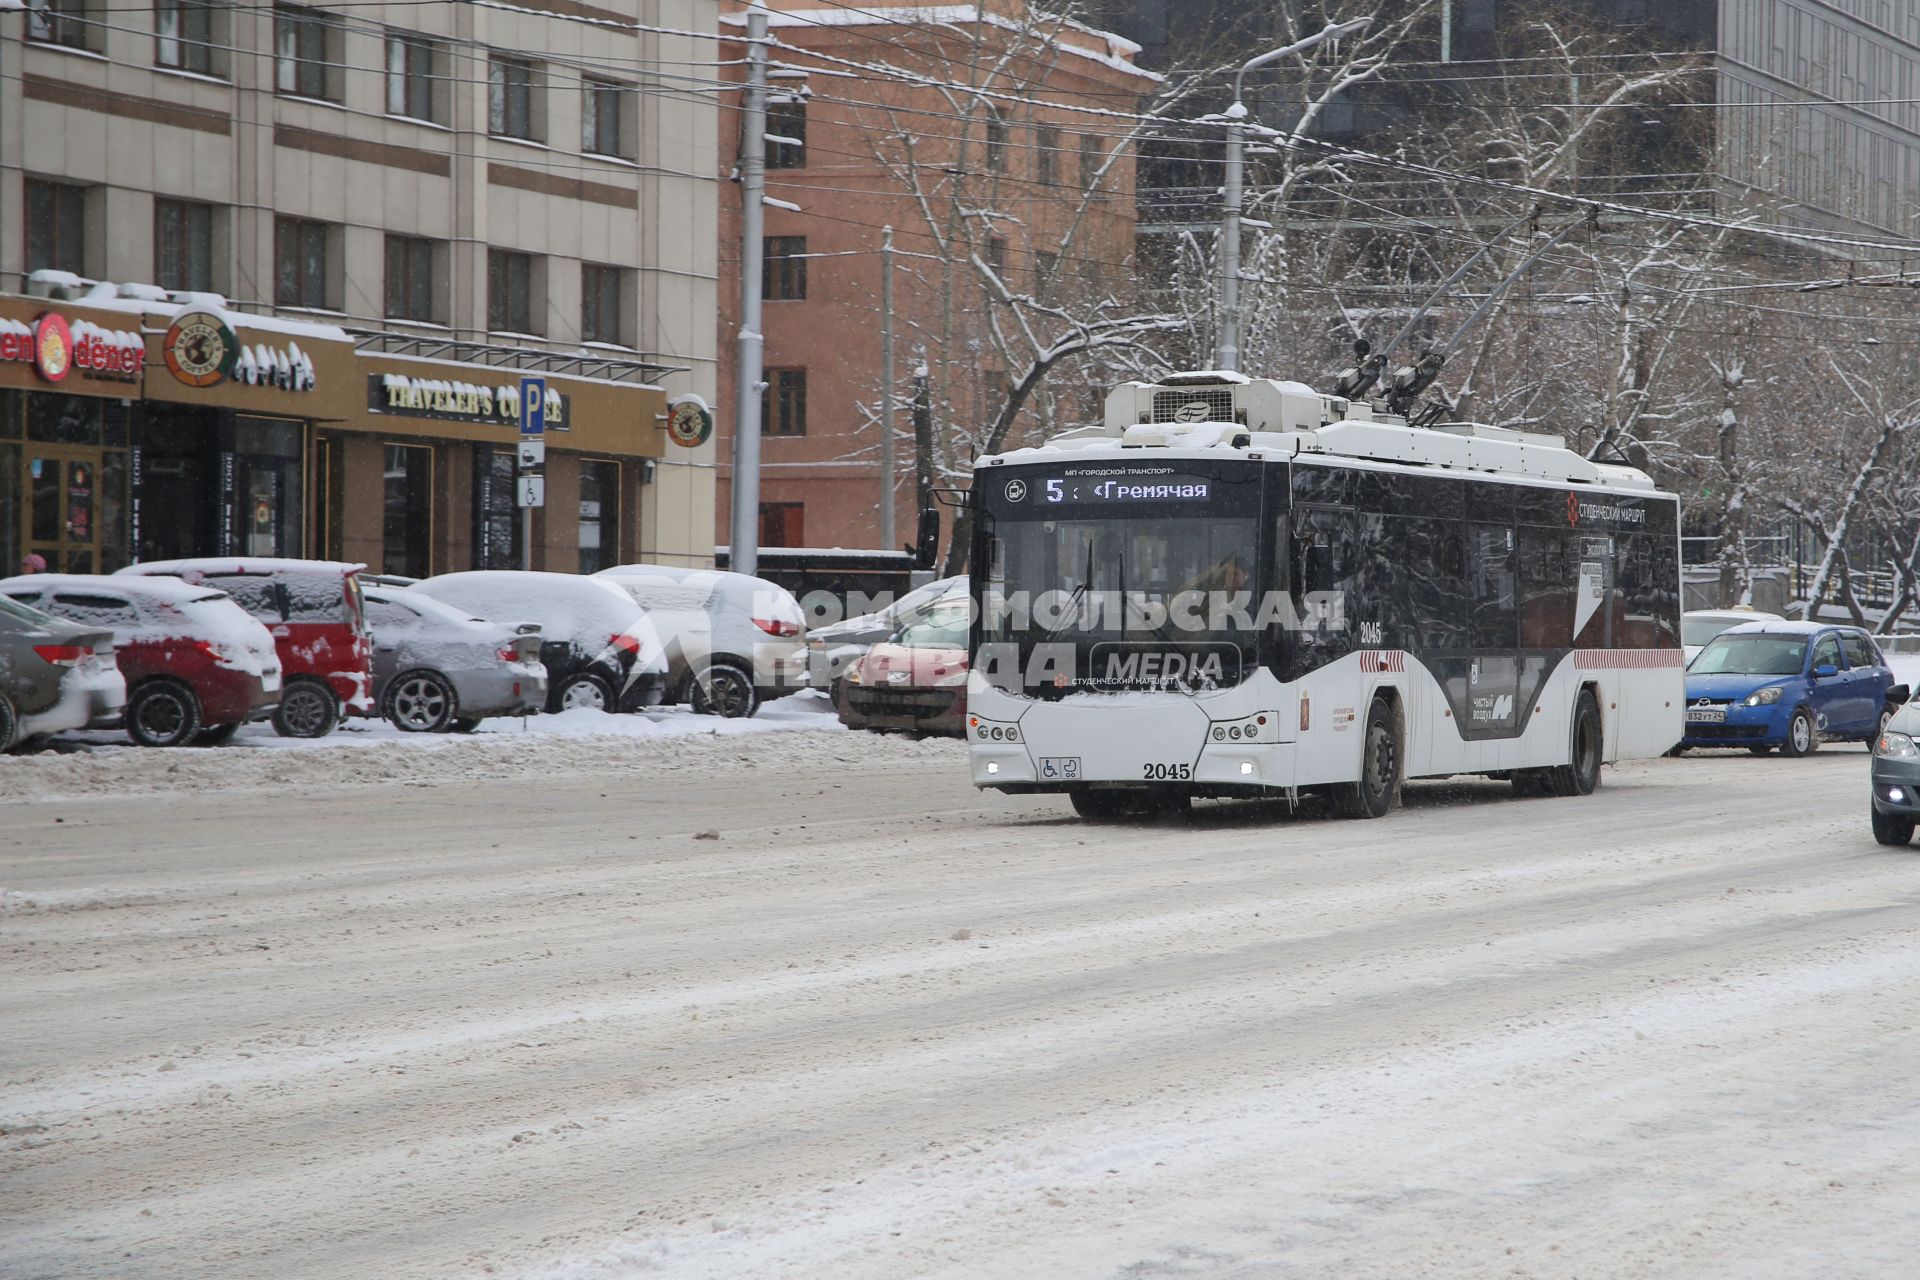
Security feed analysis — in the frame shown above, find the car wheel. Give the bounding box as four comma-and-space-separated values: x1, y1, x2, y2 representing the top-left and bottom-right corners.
127, 681, 203, 748
0, 693, 14, 752
692, 661, 760, 719
555, 672, 614, 713
451, 717, 483, 734
272, 679, 340, 739
1334, 697, 1400, 818
1547, 690, 1604, 797
1780, 706, 1818, 758
192, 721, 241, 747
1872, 806, 1915, 847
384, 669, 459, 733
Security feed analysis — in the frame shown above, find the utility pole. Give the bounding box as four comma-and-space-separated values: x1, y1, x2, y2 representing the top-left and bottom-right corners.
1213, 18, 1372, 373
912, 360, 933, 517
879, 226, 897, 551
729, 1, 770, 578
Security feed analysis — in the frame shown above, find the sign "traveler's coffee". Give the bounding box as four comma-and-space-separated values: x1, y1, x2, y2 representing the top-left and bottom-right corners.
368, 373, 568, 429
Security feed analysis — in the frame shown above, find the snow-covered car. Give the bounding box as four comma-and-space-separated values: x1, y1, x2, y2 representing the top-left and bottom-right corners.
1683, 608, 1785, 664
0, 593, 125, 750
806, 575, 968, 691
361, 585, 547, 732
0, 574, 281, 747
834, 598, 970, 736
593, 564, 807, 718
119, 558, 375, 739
405, 572, 666, 714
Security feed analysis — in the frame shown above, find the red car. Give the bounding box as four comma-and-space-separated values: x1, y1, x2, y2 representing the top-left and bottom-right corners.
0, 573, 282, 748
120, 558, 373, 738
834, 600, 970, 736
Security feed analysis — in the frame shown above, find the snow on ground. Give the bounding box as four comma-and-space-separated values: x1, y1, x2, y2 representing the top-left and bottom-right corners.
0, 692, 963, 803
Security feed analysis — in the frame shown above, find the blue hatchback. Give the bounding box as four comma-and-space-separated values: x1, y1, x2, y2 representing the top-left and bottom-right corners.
1681, 622, 1901, 756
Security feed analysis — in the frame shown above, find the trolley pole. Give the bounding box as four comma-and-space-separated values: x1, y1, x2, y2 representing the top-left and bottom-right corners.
729, 1, 770, 578
880, 226, 897, 550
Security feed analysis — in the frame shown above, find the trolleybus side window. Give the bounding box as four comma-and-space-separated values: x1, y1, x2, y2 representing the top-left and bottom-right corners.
1518, 527, 1572, 649
1468, 523, 1517, 649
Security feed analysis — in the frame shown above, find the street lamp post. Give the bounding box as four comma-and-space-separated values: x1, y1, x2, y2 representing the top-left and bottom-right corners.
1214, 18, 1371, 373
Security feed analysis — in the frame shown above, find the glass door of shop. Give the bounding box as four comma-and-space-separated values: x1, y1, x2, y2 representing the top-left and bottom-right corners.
23, 445, 104, 573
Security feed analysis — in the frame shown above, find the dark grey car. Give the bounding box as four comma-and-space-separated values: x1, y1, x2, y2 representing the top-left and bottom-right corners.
1869, 686, 1920, 845
0, 594, 125, 750
362, 586, 547, 732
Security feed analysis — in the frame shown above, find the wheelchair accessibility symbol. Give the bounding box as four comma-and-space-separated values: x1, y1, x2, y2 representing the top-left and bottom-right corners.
1040, 757, 1081, 780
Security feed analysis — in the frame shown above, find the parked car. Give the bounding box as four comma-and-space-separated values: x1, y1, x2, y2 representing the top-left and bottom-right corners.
405, 572, 667, 713
1680, 621, 1901, 756
593, 564, 807, 718
807, 575, 968, 692
1683, 607, 1785, 664
0, 594, 125, 750
119, 558, 373, 739
834, 599, 970, 736
360, 585, 547, 732
0, 574, 281, 747
1869, 686, 1920, 845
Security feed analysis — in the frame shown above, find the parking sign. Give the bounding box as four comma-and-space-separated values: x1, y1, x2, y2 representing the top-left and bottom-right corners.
520, 375, 547, 437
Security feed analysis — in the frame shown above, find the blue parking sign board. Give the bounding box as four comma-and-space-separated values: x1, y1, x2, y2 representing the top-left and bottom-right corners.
520, 375, 547, 437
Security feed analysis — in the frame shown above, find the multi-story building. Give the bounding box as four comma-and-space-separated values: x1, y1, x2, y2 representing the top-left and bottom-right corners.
1102, 0, 1920, 245
2, 0, 720, 577
714, 0, 1155, 555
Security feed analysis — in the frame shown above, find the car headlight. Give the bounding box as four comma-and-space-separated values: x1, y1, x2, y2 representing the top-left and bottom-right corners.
935, 669, 968, 687
846, 667, 863, 685
1742, 686, 1784, 707
1877, 731, 1919, 759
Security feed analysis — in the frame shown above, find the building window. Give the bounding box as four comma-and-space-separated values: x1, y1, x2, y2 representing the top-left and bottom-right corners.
767, 96, 807, 169
1035, 124, 1058, 185
27, 0, 91, 49
274, 218, 331, 308
578, 460, 621, 575
1035, 249, 1058, 300
985, 108, 1007, 172
759, 502, 804, 549
25, 179, 89, 276
385, 31, 436, 121
763, 236, 807, 300
1080, 133, 1102, 189
154, 199, 214, 292
382, 444, 432, 579
986, 235, 1007, 276
384, 235, 436, 321
762, 369, 807, 437
583, 78, 624, 156
156, 0, 216, 75
275, 6, 338, 100
487, 249, 537, 334
489, 55, 540, 141
581, 264, 623, 345
1461, 0, 1497, 35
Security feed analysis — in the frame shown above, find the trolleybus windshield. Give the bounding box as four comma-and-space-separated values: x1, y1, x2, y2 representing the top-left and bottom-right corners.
976, 461, 1267, 697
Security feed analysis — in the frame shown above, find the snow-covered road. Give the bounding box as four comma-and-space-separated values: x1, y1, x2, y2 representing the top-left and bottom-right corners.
4, 736, 1917, 1279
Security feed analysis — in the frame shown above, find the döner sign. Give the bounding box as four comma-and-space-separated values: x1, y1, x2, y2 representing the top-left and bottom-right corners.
0, 313, 144, 384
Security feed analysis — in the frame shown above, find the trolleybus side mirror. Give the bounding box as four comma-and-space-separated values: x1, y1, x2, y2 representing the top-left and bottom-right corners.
913, 508, 940, 570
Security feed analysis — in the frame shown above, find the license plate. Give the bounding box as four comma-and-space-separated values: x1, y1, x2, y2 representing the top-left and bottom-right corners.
1685, 707, 1724, 724
1038, 756, 1081, 781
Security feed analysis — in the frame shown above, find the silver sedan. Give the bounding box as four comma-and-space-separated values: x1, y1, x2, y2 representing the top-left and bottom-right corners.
361, 586, 547, 732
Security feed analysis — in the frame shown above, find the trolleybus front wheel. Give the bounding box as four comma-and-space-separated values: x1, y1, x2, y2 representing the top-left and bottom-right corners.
1334, 697, 1400, 819
1547, 690, 1604, 796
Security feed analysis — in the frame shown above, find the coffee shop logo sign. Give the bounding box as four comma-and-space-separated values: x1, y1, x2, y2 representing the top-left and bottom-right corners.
377, 374, 566, 427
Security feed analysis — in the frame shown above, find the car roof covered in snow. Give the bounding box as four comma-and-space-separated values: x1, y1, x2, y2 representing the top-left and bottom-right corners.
0, 572, 228, 604
1716, 619, 1860, 638
120, 557, 367, 578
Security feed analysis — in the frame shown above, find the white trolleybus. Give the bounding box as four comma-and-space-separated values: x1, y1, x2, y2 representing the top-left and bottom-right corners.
966, 372, 1684, 819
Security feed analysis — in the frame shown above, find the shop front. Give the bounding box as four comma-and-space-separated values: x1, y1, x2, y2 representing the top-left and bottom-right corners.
344, 355, 669, 577
0, 299, 144, 574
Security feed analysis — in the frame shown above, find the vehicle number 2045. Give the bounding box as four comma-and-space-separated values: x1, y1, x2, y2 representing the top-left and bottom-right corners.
1142, 762, 1193, 781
